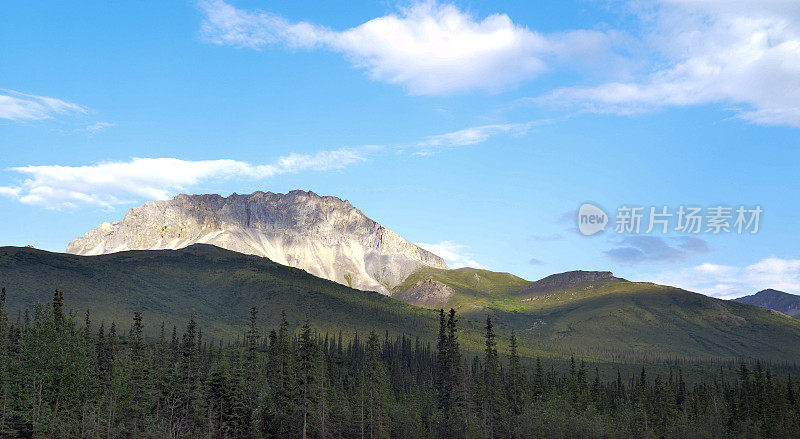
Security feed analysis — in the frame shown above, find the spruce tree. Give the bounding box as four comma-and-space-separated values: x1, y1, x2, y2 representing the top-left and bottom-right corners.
179, 312, 199, 433
365, 330, 389, 439
506, 330, 524, 438
481, 316, 502, 439
127, 311, 151, 435
296, 320, 318, 439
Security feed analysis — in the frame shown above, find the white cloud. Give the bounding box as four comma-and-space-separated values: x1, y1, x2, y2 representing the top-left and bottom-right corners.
198, 0, 615, 95
84, 121, 116, 134
0, 89, 86, 121
646, 257, 800, 299
539, 0, 800, 127
412, 118, 556, 155
416, 240, 486, 269
0, 187, 21, 198
419, 122, 530, 147
0, 148, 368, 209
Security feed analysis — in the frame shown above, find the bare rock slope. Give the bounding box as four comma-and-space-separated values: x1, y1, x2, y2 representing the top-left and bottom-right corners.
397, 278, 455, 307
66, 191, 447, 294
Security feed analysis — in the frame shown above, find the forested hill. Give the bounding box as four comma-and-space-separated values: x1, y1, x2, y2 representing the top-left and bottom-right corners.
4, 245, 800, 363
0, 244, 446, 343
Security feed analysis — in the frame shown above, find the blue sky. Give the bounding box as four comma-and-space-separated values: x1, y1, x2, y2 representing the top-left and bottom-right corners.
2, 0, 799, 298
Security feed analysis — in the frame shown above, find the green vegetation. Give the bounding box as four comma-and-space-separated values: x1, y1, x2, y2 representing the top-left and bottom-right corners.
393, 267, 800, 363
391, 266, 530, 310
0, 244, 439, 342
6, 245, 800, 364
1, 291, 799, 438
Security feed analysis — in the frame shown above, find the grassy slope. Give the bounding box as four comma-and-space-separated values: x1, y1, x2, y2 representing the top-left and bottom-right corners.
391, 266, 531, 310
394, 270, 800, 362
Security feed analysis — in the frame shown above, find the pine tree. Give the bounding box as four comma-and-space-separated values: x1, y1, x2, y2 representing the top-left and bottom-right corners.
107, 321, 118, 381
533, 357, 544, 398
83, 309, 92, 345
506, 330, 524, 438
365, 330, 389, 439
127, 311, 152, 435
296, 320, 318, 439
247, 306, 260, 372
481, 316, 503, 439
435, 308, 465, 438
179, 312, 199, 433
436, 309, 448, 424
267, 311, 295, 438
52, 289, 64, 328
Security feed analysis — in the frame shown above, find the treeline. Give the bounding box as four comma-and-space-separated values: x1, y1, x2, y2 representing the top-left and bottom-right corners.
1, 289, 799, 438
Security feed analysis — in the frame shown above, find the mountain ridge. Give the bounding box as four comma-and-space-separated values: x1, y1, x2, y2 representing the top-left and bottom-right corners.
517, 270, 626, 295
65, 190, 447, 294
734, 289, 800, 318
5, 245, 800, 362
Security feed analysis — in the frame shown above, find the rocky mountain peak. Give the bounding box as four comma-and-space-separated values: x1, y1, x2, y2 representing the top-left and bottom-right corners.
66, 190, 447, 294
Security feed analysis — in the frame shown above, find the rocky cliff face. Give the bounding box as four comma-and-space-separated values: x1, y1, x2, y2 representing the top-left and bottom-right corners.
66, 191, 447, 294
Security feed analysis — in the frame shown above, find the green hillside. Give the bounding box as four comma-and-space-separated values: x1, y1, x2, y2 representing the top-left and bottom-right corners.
0, 245, 453, 344
393, 268, 800, 362
391, 266, 531, 309
4, 245, 800, 363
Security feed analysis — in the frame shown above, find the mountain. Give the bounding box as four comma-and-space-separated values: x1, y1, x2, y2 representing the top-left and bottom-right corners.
391, 269, 625, 309
494, 279, 800, 362
393, 268, 800, 361
65, 191, 447, 294
734, 289, 800, 318
391, 266, 530, 308
0, 244, 455, 343
5, 245, 800, 362
516, 270, 626, 295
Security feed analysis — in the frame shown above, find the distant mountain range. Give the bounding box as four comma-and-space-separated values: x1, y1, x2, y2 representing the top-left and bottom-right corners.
734, 289, 800, 319
5, 189, 796, 362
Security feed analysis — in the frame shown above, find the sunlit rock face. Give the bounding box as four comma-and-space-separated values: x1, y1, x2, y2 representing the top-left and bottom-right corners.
66, 190, 447, 294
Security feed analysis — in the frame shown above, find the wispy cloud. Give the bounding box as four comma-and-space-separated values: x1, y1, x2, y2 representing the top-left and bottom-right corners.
0, 89, 86, 121
84, 121, 116, 135
416, 240, 487, 269
0, 147, 370, 209
604, 236, 710, 265
647, 257, 800, 299
419, 123, 526, 148
413, 118, 555, 154
536, 1, 800, 127
198, 0, 618, 95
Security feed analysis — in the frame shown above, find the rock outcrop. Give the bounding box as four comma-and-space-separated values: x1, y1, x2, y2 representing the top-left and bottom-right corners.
66, 190, 447, 294
396, 279, 455, 307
